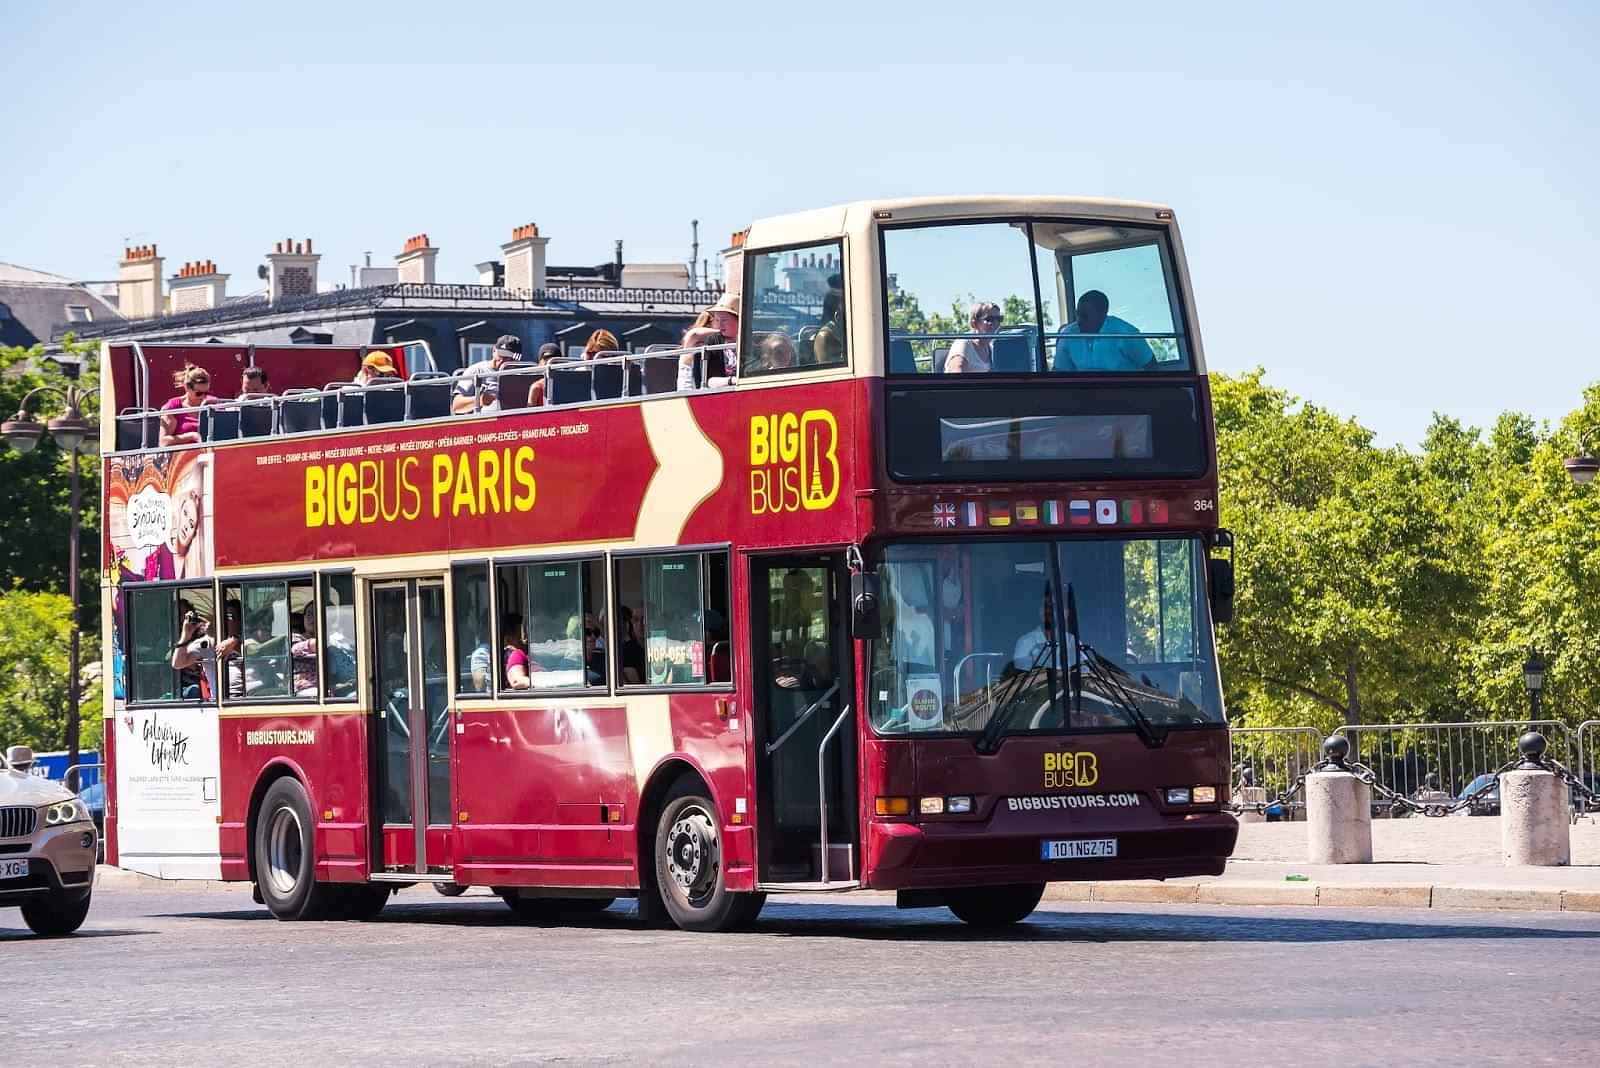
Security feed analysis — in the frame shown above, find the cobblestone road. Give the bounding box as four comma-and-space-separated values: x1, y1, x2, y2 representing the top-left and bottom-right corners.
6, 887, 1599, 1066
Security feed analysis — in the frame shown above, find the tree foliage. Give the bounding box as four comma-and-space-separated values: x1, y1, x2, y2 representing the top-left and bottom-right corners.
0, 589, 101, 753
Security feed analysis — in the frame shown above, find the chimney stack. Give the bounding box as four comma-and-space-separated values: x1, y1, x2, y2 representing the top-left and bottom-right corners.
721, 229, 751, 300
265, 237, 321, 303
169, 259, 229, 313
117, 243, 165, 319
396, 232, 438, 284
500, 222, 548, 293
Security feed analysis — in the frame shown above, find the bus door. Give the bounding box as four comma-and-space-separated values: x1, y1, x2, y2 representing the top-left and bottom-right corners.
750, 553, 858, 885
368, 578, 453, 875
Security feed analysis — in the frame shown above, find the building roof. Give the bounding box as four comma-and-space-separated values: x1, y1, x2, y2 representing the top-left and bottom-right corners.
0, 262, 123, 348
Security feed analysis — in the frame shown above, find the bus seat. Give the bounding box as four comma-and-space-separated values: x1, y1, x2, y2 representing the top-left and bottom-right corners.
494, 363, 537, 412
549, 361, 593, 405
889, 338, 917, 375
239, 398, 274, 437
592, 360, 624, 400
202, 405, 240, 443
319, 383, 343, 429
279, 390, 322, 434
991, 334, 1033, 373
932, 345, 951, 373
363, 377, 405, 424
336, 386, 366, 428
640, 346, 678, 395
404, 371, 452, 421
117, 407, 154, 451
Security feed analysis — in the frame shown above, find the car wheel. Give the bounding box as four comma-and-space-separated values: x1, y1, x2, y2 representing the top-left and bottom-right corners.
433, 882, 468, 897
332, 884, 392, 921
946, 883, 1046, 928
652, 778, 764, 932
254, 777, 339, 920
21, 889, 92, 936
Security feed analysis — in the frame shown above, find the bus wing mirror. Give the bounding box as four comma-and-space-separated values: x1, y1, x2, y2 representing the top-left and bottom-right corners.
1208, 556, 1235, 626
851, 572, 882, 640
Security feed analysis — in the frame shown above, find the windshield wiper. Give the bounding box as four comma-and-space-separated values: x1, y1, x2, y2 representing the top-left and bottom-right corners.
1065, 583, 1167, 750
975, 585, 1059, 755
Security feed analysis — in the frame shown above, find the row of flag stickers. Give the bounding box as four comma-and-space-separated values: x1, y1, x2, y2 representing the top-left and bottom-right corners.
932, 499, 1171, 529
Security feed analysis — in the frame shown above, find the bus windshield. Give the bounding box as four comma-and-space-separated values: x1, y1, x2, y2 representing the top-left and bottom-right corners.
869, 536, 1224, 737
883, 218, 1189, 375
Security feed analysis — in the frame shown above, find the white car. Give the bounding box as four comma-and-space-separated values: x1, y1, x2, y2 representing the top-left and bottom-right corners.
1, 746, 97, 936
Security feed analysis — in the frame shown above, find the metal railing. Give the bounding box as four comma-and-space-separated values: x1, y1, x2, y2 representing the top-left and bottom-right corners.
1229, 727, 1324, 817
1333, 720, 1575, 806
1578, 720, 1600, 808
111, 342, 739, 453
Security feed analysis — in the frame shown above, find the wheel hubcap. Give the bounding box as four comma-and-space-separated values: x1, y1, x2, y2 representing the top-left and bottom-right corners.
265, 806, 304, 897
666, 806, 718, 903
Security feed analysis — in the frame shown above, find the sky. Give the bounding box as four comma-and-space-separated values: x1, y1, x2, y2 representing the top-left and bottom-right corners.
3, 1, 1596, 446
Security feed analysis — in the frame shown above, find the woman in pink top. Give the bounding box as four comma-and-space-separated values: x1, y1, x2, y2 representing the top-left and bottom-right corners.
502, 613, 532, 690
159, 364, 219, 446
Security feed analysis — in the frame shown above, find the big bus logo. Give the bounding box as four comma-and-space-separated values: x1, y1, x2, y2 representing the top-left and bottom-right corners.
1043, 751, 1099, 789
748, 409, 839, 515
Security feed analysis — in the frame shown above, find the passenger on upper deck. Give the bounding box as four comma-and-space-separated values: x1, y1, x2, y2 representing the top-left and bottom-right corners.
353, 352, 400, 386
813, 276, 844, 365
944, 302, 1001, 373
452, 335, 523, 415
524, 343, 563, 408
159, 365, 220, 447
677, 293, 740, 390
583, 329, 620, 361
240, 367, 270, 396
1053, 290, 1156, 372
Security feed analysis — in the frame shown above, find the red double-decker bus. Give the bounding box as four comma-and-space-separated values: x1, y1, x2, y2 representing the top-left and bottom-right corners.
100, 196, 1236, 930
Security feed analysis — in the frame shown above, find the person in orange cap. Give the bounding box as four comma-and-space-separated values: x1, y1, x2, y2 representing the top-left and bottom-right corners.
353, 351, 399, 386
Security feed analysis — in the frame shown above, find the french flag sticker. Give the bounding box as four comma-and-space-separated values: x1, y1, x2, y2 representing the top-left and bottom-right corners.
962, 501, 981, 527
1069, 499, 1092, 525
1095, 499, 1117, 525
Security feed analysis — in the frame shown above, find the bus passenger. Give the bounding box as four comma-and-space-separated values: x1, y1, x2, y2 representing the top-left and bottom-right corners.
944, 302, 1000, 373
159, 365, 219, 446
452, 335, 523, 415
170, 601, 242, 701
525, 343, 563, 408
583, 624, 605, 686
617, 605, 647, 685
240, 367, 271, 396
353, 352, 400, 385
754, 333, 796, 373
813, 279, 844, 365
677, 293, 740, 390
1053, 290, 1155, 372
583, 329, 620, 360
502, 613, 532, 690
289, 610, 320, 697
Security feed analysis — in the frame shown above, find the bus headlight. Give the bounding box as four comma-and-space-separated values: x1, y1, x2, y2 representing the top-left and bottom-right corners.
44, 799, 91, 826
1165, 787, 1192, 806
1192, 786, 1217, 804
945, 796, 974, 814
919, 797, 945, 815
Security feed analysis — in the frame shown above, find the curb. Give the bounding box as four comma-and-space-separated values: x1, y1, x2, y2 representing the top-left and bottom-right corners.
94, 866, 245, 892
1041, 880, 1599, 912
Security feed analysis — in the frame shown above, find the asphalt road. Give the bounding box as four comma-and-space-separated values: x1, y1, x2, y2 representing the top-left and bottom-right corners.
6, 887, 1599, 1066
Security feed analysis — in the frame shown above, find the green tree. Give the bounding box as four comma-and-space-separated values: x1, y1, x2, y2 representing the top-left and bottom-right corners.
0, 589, 102, 755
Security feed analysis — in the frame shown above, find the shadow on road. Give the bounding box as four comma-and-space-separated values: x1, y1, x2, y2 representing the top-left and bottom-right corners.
157, 896, 1600, 945
0, 927, 153, 942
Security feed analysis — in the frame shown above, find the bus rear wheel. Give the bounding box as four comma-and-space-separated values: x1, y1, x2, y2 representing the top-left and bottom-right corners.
946, 883, 1046, 927
254, 777, 340, 920
652, 779, 764, 932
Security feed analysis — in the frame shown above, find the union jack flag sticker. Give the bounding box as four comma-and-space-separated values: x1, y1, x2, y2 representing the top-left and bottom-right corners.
933, 501, 957, 528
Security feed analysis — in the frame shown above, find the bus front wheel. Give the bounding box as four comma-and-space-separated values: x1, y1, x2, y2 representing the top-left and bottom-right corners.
653, 779, 764, 932
946, 883, 1046, 927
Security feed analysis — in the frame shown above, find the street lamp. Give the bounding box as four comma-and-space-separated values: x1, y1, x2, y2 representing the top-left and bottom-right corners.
1565, 433, 1598, 488
2, 381, 99, 788
1522, 649, 1545, 720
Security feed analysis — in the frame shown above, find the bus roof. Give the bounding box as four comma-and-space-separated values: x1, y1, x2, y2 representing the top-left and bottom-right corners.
745, 195, 1176, 250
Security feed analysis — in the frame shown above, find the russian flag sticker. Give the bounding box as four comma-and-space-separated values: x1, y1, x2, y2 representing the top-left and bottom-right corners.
1095, 499, 1117, 525
1069, 499, 1092, 525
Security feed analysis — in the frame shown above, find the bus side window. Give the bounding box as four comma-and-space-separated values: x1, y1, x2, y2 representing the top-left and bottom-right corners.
452, 563, 492, 696
614, 551, 726, 688
320, 572, 358, 702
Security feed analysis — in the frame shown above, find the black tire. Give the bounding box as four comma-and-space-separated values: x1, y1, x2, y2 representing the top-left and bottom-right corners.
946, 883, 1046, 928
652, 778, 765, 932
253, 776, 340, 920
433, 882, 468, 897
332, 884, 392, 921
21, 889, 92, 936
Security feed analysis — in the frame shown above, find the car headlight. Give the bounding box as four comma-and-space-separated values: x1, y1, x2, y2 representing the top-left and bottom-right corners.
44, 798, 91, 826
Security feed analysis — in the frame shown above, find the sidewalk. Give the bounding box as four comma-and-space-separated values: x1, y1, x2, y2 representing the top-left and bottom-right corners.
1042, 816, 1600, 912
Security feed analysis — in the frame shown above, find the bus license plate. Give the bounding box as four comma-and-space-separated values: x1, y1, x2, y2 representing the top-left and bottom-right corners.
0, 859, 29, 880
1041, 838, 1117, 861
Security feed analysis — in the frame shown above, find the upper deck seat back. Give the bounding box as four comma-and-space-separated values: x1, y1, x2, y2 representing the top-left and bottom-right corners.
362, 377, 405, 424
991, 332, 1035, 373
404, 371, 452, 421
279, 389, 322, 434
493, 362, 537, 412
889, 338, 917, 375
549, 360, 593, 406
201, 405, 240, 443
592, 357, 624, 401
117, 407, 156, 451
332, 384, 365, 428
639, 345, 678, 395
239, 397, 274, 437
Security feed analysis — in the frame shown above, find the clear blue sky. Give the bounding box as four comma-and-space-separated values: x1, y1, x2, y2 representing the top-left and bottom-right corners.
4, 2, 1595, 445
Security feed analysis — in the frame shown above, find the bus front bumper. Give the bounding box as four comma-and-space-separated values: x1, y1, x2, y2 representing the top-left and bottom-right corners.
863, 811, 1238, 891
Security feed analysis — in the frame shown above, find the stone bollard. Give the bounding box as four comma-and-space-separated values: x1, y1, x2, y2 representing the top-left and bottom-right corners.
1500, 732, 1571, 866
1237, 786, 1267, 824
1306, 738, 1372, 863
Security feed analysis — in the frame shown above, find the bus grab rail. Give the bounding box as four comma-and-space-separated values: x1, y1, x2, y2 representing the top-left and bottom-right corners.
818, 702, 854, 884
952, 652, 1005, 712
763, 679, 841, 757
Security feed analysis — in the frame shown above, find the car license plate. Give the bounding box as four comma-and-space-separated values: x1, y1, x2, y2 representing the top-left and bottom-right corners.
1041, 838, 1117, 860
0, 859, 29, 880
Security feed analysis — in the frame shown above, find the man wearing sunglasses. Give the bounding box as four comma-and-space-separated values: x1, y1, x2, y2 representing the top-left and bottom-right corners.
944, 300, 1002, 373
